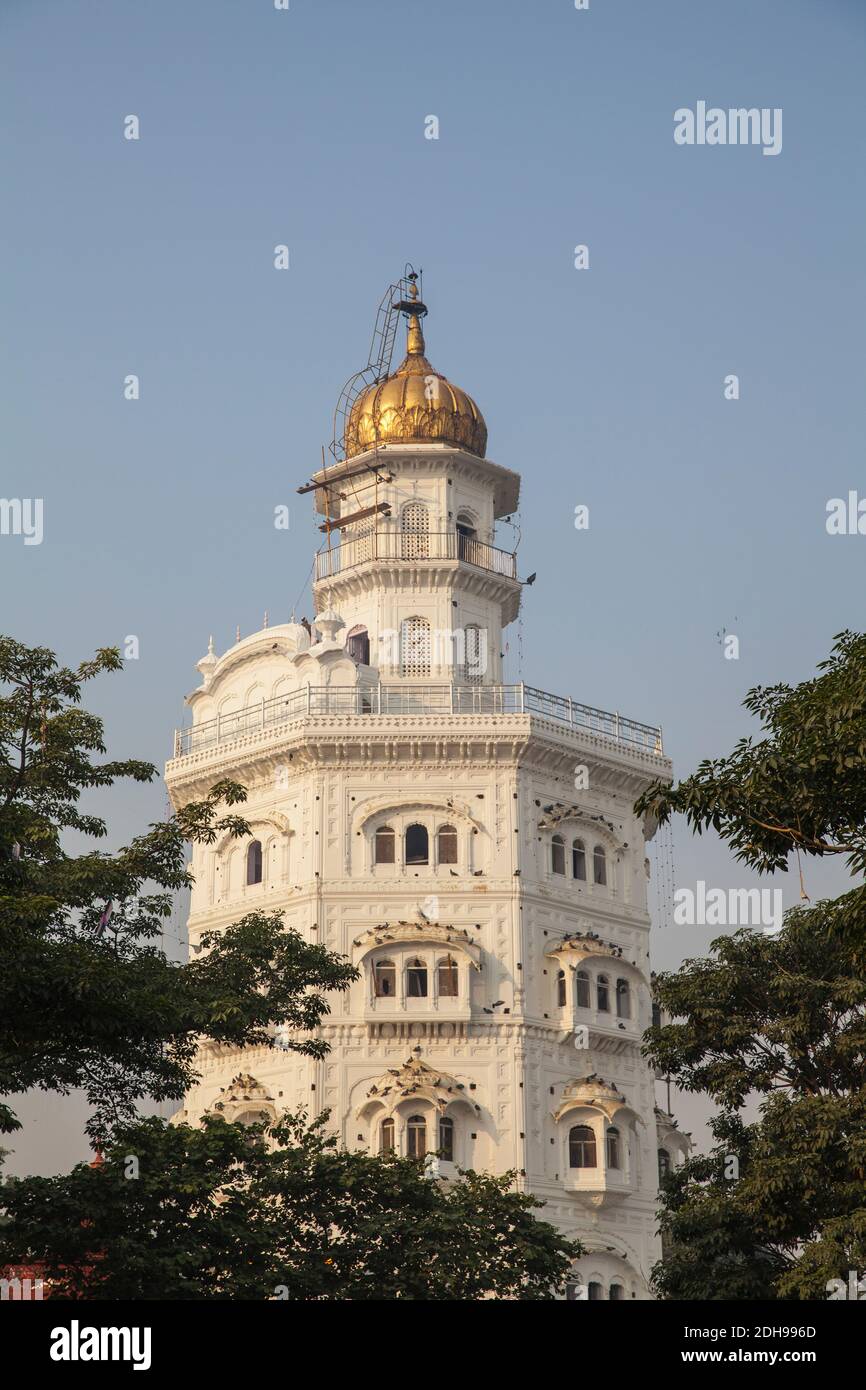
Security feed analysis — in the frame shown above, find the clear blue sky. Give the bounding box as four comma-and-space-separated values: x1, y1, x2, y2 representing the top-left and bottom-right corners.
2, 0, 864, 1170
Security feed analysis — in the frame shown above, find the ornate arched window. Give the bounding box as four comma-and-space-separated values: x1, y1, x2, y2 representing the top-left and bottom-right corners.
437, 956, 459, 998
407, 1114, 427, 1158
569, 1124, 597, 1169
406, 958, 428, 998
400, 616, 431, 676
246, 840, 263, 885
593, 844, 607, 885
374, 959, 396, 998
597, 973, 610, 1012
405, 823, 429, 865
551, 834, 566, 875
438, 1116, 454, 1162
437, 824, 457, 865
588, 1281, 604, 1301
606, 1127, 621, 1169
401, 502, 430, 559
380, 1117, 395, 1155
374, 825, 395, 864
609, 1283, 625, 1301
346, 624, 370, 665
658, 1148, 672, 1182
556, 970, 567, 1007
576, 970, 591, 1009
616, 978, 631, 1019
462, 624, 484, 684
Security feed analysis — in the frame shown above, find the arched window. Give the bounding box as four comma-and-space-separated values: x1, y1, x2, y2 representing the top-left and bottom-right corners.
572, 839, 586, 880
407, 1114, 426, 1158
658, 1148, 672, 1182
437, 824, 457, 865
462, 624, 484, 684
438, 1116, 454, 1162
401, 502, 429, 559
437, 956, 459, 997
568, 1124, 597, 1169
374, 959, 396, 998
551, 834, 566, 875
652, 1002, 662, 1030
597, 974, 610, 1012
609, 1283, 625, 1301
616, 978, 631, 1019
405, 823, 429, 865
246, 840, 263, 885
400, 616, 431, 676
606, 1127, 621, 1169
593, 844, 607, 885
556, 969, 567, 1007
346, 624, 370, 665
588, 1281, 604, 1301
374, 825, 395, 864
380, 1117, 395, 1155
406, 958, 428, 998
576, 970, 591, 1009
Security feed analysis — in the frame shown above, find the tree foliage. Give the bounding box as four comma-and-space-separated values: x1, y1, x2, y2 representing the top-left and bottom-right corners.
0, 638, 356, 1141
639, 633, 866, 1300
0, 1112, 580, 1300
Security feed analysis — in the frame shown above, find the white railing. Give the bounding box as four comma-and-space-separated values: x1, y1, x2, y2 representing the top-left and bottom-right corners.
315, 530, 517, 581
172, 683, 663, 759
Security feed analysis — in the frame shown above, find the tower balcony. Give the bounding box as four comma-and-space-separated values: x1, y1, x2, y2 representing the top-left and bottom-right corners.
314, 529, 517, 582
170, 682, 664, 760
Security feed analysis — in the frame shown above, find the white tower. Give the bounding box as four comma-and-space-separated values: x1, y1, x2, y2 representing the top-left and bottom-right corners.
166, 275, 684, 1299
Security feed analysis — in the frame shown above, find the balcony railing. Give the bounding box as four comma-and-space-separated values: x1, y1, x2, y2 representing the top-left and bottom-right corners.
315, 530, 517, 582
171, 683, 663, 759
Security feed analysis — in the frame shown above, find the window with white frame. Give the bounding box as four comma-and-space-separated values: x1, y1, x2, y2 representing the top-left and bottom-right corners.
380, 1117, 395, 1154
593, 844, 607, 885
374, 959, 396, 998
407, 1114, 427, 1158
551, 834, 566, 875
374, 825, 395, 864
568, 1124, 597, 1169
616, 977, 631, 1019
572, 838, 586, 880
438, 1116, 455, 1162
437, 956, 459, 997
437, 824, 457, 864
406, 958, 428, 998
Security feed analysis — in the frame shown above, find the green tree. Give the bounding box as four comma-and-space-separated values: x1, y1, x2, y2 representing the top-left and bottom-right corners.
637, 631, 866, 1300
0, 1112, 580, 1300
0, 638, 356, 1141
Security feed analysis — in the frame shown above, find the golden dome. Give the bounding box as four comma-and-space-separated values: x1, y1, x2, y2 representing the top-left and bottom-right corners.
344, 287, 487, 460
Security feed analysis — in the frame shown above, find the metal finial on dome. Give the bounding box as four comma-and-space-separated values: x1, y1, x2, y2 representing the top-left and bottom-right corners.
396, 273, 428, 357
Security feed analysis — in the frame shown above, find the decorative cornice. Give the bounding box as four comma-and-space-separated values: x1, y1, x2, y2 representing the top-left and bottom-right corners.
355, 1056, 480, 1118
352, 920, 481, 967
553, 1075, 643, 1126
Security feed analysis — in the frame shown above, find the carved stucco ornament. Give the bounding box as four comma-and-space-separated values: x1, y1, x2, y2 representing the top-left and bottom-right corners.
356, 1056, 478, 1118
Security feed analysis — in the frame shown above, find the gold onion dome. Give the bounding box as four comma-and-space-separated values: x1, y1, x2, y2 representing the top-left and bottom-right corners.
344, 284, 488, 460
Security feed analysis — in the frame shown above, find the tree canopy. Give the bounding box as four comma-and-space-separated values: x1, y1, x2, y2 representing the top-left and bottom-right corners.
0, 637, 356, 1141
638, 632, 866, 1300
0, 1112, 580, 1300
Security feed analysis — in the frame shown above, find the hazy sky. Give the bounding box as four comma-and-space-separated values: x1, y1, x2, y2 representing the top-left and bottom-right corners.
2, 0, 864, 1172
